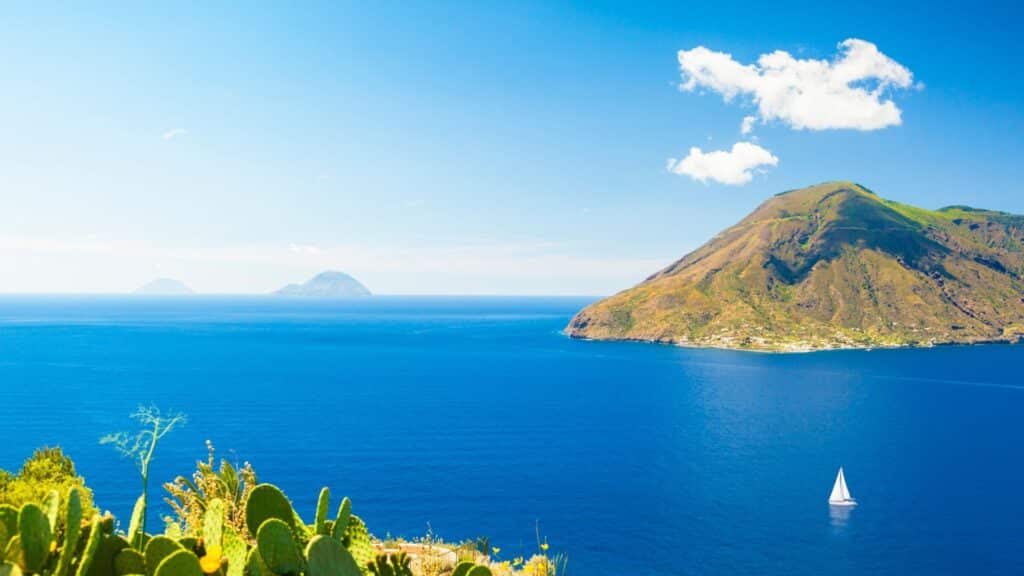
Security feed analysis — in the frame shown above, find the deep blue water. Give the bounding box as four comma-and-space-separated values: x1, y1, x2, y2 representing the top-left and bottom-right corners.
1, 296, 1022, 575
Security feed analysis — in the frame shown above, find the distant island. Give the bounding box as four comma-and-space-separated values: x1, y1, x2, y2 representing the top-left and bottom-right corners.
133, 278, 194, 295
567, 181, 1024, 351
273, 270, 372, 298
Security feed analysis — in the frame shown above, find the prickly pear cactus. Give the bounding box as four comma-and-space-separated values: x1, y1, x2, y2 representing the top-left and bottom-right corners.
153, 550, 202, 576
221, 526, 246, 576
126, 496, 146, 551
256, 519, 302, 575
98, 514, 115, 536
203, 499, 225, 548
75, 514, 104, 576
86, 534, 130, 576
314, 489, 330, 536
330, 499, 351, 542
244, 548, 272, 576
454, 564, 493, 576
392, 552, 413, 576
161, 520, 181, 541
41, 491, 60, 533
305, 535, 361, 576
177, 537, 198, 555
143, 537, 182, 576
5, 537, 22, 566
0, 506, 16, 552
339, 515, 374, 571
55, 488, 84, 576
367, 552, 413, 576
244, 485, 296, 539
113, 548, 145, 576
18, 502, 52, 573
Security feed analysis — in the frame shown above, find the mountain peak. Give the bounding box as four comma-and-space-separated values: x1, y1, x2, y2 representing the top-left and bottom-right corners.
273, 270, 371, 298
751, 181, 879, 222
773, 180, 869, 198
568, 182, 1024, 351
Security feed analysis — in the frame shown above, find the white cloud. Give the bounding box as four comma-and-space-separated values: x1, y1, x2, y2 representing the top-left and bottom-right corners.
668, 142, 778, 185
161, 128, 188, 141
288, 242, 321, 255
678, 39, 914, 131
740, 115, 756, 135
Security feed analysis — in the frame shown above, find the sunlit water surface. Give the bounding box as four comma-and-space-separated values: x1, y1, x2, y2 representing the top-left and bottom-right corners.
0, 296, 1021, 575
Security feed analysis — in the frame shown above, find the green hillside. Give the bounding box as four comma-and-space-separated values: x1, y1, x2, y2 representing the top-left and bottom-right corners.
567, 182, 1024, 351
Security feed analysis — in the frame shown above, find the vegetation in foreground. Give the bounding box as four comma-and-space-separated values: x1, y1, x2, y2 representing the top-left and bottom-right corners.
568, 181, 1024, 351
0, 409, 564, 576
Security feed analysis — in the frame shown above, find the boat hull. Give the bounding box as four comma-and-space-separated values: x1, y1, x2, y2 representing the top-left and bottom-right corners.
828, 499, 857, 507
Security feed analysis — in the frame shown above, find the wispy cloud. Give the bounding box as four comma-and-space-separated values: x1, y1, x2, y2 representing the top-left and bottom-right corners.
289, 242, 321, 255
668, 142, 778, 185
740, 115, 756, 135
678, 39, 915, 131
161, 128, 188, 141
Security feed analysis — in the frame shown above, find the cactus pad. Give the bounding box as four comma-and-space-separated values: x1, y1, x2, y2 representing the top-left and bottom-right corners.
86, 534, 130, 576
0, 507, 16, 552
41, 490, 60, 533
55, 488, 84, 576
18, 503, 52, 573
74, 515, 104, 576
143, 537, 182, 576
202, 499, 225, 548
113, 548, 145, 576
256, 519, 302, 575
314, 489, 330, 536
330, 499, 351, 542
245, 485, 296, 538
338, 515, 373, 570
126, 496, 146, 550
221, 526, 246, 576
244, 548, 272, 576
153, 550, 202, 576
305, 535, 361, 576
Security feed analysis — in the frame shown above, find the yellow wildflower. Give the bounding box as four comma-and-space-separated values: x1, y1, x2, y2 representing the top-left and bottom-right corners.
199, 544, 222, 574
540, 541, 549, 552
492, 546, 501, 555
514, 556, 524, 567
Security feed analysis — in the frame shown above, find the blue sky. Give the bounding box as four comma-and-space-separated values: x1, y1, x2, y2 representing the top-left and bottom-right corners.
2, 1, 1022, 294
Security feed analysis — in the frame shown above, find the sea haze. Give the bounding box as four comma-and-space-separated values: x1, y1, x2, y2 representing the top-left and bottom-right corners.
0, 296, 1021, 575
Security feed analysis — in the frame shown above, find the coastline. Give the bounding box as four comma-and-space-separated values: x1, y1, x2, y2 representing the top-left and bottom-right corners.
563, 331, 1023, 354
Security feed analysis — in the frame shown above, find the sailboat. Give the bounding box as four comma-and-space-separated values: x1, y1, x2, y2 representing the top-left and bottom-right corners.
828, 467, 857, 506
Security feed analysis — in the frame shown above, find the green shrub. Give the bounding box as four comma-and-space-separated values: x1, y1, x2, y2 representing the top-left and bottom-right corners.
0, 447, 96, 516
163, 440, 258, 540
0, 446, 564, 576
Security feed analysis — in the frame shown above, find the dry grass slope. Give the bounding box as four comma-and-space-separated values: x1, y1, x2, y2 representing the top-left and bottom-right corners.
567, 182, 1024, 351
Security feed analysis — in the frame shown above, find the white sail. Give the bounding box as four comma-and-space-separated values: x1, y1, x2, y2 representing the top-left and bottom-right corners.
829, 467, 856, 505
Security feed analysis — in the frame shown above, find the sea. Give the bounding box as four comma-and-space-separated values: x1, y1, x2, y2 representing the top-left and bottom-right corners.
0, 295, 1021, 575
